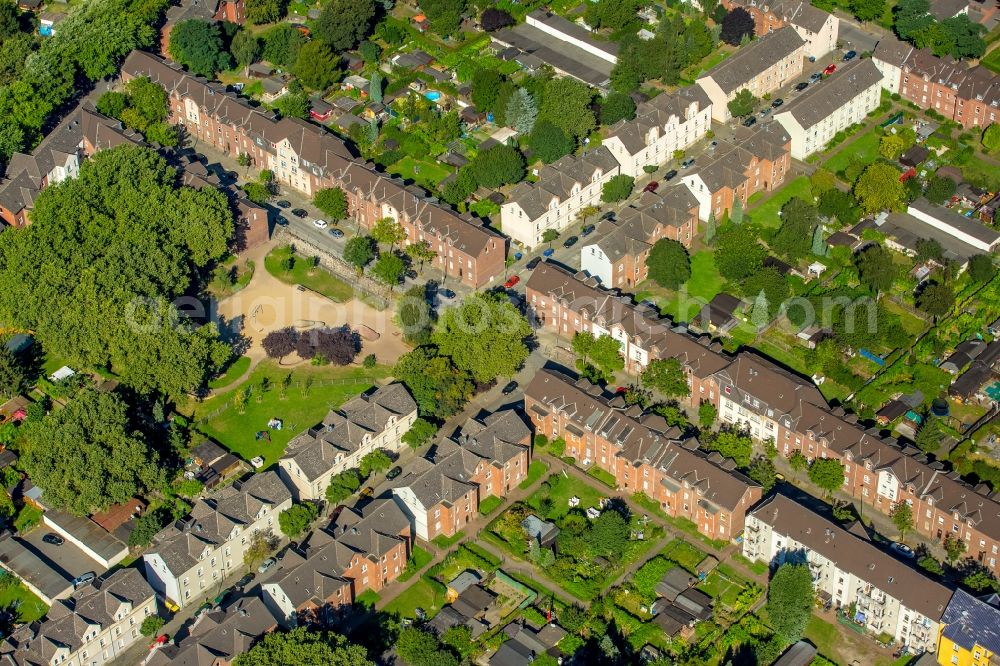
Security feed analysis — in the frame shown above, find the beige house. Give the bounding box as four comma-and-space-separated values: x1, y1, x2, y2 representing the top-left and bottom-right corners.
773, 59, 883, 159
602, 87, 712, 178
143, 471, 292, 609
696, 27, 806, 122
0, 568, 156, 665
501, 146, 620, 248
721, 0, 839, 60
278, 384, 417, 501
743, 494, 952, 654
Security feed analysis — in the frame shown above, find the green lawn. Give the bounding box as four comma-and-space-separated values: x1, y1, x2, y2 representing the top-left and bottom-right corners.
518, 460, 549, 489
193, 361, 390, 469
982, 47, 1000, 74
587, 466, 617, 489
355, 589, 380, 608
209, 356, 251, 390
824, 130, 882, 176
389, 156, 454, 190
660, 538, 706, 572
382, 575, 445, 618
264, 245, 354, 303
432, 530, 465, 549
747, 176, 813, 229
530, 473, 606, 520
636, 249, 725, 323
478, 495, 504, 516
399, 545, 434, 582
0, 576, 47, 623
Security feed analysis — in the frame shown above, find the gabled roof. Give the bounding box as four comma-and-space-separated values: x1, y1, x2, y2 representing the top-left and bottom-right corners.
282, 384, 417, 481
775, 59, 883, 130
605, 87, 712, 155
750, 494, 953, 620
508, 146, 619, 220
941, 589, 1000, 653
698, 27, 805, 94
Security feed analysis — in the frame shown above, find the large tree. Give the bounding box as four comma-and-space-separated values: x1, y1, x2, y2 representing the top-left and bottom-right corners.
168, 19, 233, 77
421, 0, 465, 36
727, 89, 757, 118
808, 458, 845, 495
0, 346, 26, 399
817, 188, 860, 226
505, 88, 537, 135
584, 0, 642, 33
262, 23, 304, 67
572, 331, 624, 382
314, 187, 349, 221
21, 390, 162, 515
394, 347, 474, 419
766, 563, 814, 642
601, 175, 634, 203
343, 236, 376, 272
854, 162, 906, 214
469, 144, 525, 189
233, 627, 372, 666
292, 41, 341, 90
0, 145, 232, 397
715, 226, 766, 280
916, 281, 954, 319
480, 8, 514, 31
432, 292, 531, 383
772, 197, 819, 260
528, 120, 574, 164
720, 7, 755, 45
968, 254, 997, 283
854, 244, 897, 296
646, 239, 691, 290
244, 0, 285, 25
704, 427, 753, 467
278, 502, 319, 539
230, 30, 261, 74
539, 77, 596, 140
314, 0, 375, 51
642, 358, 690, 399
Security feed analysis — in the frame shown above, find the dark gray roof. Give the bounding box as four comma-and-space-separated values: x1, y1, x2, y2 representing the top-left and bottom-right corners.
908, 199, 1000, 246
750, 494, 954, 620
773, 640, 817, 666
880, 211, 989, 264
282, 384, 417, 482
605, 87, 711, 154
508, 146, 620, 220
699, 27, 805, 94
526, 10, 619, 57
776, 59, 883, 130
929, 0, 969, 20
941, 589, 1000, 653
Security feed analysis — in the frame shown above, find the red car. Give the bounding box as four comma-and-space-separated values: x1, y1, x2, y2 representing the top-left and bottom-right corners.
150, 635, 169, 649
504, 275, 520, 289
823, 63, 837, 75
643, 181, 659, 193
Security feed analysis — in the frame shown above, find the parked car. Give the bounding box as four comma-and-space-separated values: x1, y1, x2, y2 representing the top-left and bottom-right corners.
599, 211, 616, 221
328, 504, 346, 520
404, 269, 417, 280
795, 81, 810, 91
276, 200, 291, 209
438, 288, 456, 300
291, 208, 308, 218
742, 116, 757, 127
823, 63, 837, 75
328, 228, 344, 237
501, 380, 518, 395
810, 72, 823, 81
526, 257, 542, 270
150, 634, 169, 649
709, 140, 718, 149
771, 98, 784, 108
360, 486, 375, 498
643, 181, 659, 193
313, 219, 328, 229
890, 542, 915, 559
664, 169, 678, 181
758, 107, 771, 117
542, 248, 555, 257
504, 275, 520, 289
42, 533, 64, 546
681, 158, 695, 168
257, 558, 276, 574
72, 572, 96, 587
275, 215, 289, 227
236, 573, 255, 588
562, 235, 579, 248
843, 50, 857, 61
581, 224, 595, 236
386, 466, 403, 480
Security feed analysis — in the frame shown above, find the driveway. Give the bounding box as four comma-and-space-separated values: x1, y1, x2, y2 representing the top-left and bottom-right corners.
0, 529, 105, 603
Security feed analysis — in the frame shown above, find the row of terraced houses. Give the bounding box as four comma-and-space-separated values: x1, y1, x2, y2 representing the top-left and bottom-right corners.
119, 50, 507, 288
525, 260, 1000, 579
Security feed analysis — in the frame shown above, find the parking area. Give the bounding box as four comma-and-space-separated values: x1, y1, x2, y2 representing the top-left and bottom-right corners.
0, 530, 105, 603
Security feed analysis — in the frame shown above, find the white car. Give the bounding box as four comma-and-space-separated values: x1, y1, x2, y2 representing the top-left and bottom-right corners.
257, 557, 276, 574
250, 456, 264, 469
890, 542, 915, 559
312, 219, 328, 229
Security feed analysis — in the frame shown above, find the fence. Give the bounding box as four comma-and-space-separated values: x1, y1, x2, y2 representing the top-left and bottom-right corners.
274, 227, 390, 310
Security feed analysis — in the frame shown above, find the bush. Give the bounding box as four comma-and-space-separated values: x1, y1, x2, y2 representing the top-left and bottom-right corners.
140, 615, 165, 637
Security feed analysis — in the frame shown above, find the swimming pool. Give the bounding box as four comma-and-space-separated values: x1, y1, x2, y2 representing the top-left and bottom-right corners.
424, 91, 442, 101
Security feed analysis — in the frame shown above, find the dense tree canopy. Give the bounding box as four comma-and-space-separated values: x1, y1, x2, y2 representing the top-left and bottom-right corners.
916, 281, 954, 318
727, 89, 757, 118
766, 563, 814, 642
168, 19, 233, 77
0, 146, 232, 397
646, 239, 691, 289
854, 244, 897, 296
470, 144, 525, 189
314, 187, 349, 221
641, 358, 690, 399
432, 292, 531, 383
854, 162, 907, 214
314, 0, 375, 51
292, 41, 342, 90
584, 0, 642, 33
715, 226, 766, 280
600, 91, 636, 126
421, 0, 466, 36
480, 8, 514, 31
278, 502, 319, 538
244, 0, 285, 25
22, 390, 162, 515
968, 254, 997, 283
262, 23, 304, 67
394, 346, 474, 419
808, 458, 846, 494
528, 120, 574, 164
601, 175, 634, 203
233, 628, 372, 666
720, 7, 755, 45
539, 77, 595, 140
817, 188, 860, 226
772, 197, 820, 260
573, 331, 624, 382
